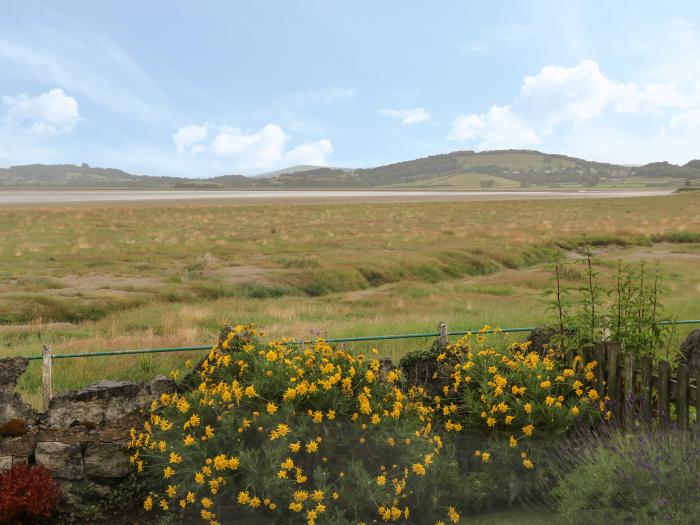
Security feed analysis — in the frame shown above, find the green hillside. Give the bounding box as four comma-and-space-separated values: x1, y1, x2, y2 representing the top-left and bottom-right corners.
2, 150, 699, 189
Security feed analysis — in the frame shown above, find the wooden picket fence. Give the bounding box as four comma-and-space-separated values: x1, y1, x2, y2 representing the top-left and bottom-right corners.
581, 342, 699, 429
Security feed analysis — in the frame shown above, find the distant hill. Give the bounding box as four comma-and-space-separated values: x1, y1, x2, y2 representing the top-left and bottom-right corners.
253, 165, 328, 178
0, 163, 185, 188
2, 150, 699, 189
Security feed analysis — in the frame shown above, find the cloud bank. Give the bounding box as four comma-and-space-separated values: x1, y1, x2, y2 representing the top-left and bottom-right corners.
173, 123, 333, 172
2, 88, 79, 135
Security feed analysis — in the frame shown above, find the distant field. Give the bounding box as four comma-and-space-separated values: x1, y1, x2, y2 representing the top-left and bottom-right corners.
1, 191, 699, 406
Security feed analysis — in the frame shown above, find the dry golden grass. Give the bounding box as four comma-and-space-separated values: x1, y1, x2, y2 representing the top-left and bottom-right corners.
0, 192, 699, 402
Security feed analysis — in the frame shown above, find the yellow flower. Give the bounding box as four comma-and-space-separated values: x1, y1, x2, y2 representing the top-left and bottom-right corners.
376, 474, 386, 486
201, 497, 213, 509
306, 440, 319, 453
169, 452, 182, 464
540, 380, 551, 389
524, 402, 532, 414
448, 506, 460, 523
237, 491, 250, 505
289, 442, 301, 453
176, 397, 190, 413
588, 389, 599, 401
481, 452, 491, 462
163, 466, 175, 479
143, 496, 153, 511
411, 463, 426, 476
522, 424, 535, 437
294, 490, 309, 502
486, 417, 497, 427
571, 406, 580, 416
509, 435, 517, 448
266, 402, 278, 415
523, 458, 534, 469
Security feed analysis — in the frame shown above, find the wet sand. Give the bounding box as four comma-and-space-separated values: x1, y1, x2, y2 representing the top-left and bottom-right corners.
0, 189, 674, 208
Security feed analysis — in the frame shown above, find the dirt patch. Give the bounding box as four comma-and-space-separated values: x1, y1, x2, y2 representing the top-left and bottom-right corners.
41, 274, 161, 297
595, 243, 700, 262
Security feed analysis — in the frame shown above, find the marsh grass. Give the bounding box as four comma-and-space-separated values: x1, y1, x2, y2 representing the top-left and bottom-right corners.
1, 193, 699, 402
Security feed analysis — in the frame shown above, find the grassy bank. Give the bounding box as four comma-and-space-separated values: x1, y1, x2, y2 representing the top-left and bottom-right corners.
1, 192, 699, 405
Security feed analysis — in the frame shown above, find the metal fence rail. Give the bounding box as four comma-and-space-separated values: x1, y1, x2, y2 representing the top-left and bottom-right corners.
19, 319, 700, 361
13, 318, 700, 410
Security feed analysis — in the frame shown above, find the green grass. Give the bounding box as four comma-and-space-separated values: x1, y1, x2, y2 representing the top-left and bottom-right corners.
1, 192, 699, 405
384, 172, 521, 189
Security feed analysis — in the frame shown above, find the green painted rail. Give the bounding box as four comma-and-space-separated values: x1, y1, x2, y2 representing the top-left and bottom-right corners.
16, 319, 700, 361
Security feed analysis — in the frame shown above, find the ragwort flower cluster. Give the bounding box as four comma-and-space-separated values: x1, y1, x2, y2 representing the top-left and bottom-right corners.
422, 327, 608, 469
130, 325, 462, 525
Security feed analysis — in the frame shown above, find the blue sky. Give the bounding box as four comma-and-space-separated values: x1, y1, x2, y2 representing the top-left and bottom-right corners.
1, 1, 700, 176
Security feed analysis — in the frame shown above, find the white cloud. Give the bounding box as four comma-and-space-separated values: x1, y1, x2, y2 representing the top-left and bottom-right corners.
448, 105, 540, 149
380, 107, 432, 125
173, 123, 333, 172
448, 58, 699, 160
210, 124, 288, 169
284, 139, 333, 165
173, 124, 208, 154
2, 88, 79, 135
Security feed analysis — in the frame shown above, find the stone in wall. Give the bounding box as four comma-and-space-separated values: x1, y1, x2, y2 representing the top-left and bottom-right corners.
0, 358, 38, 429
46, 376, 176, 428
35, 441, 84, 479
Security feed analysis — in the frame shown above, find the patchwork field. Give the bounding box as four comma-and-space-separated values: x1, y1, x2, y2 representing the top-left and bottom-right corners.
1, 191, 699, 406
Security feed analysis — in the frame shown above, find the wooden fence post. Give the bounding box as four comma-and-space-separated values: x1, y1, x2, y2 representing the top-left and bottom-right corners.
639, 354, 653, 425
606, 342, 620, 419
41, 345, 52, 411
438, 322, 448, 346
593, 342, 606, 390
676, 364, 689, 430
658, 360, 671, 426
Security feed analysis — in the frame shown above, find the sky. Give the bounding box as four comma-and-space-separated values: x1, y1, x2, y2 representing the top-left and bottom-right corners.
1, 1, 700, 177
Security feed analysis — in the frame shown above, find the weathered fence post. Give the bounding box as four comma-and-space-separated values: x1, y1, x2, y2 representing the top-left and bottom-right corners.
658, 360, 671, 426
676, 363, 689, 430
639, 354, 653, 425
438, 322, 448, 346
606, 342, 620, 419
593, 342, 606, 390
41, 344, 52, 411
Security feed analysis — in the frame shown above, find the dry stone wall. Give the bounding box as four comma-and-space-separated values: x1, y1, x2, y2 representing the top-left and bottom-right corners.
0, 357, 176, 507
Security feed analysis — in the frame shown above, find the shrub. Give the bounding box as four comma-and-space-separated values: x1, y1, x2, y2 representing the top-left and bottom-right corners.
130, 326, 464, 524
547, 426, 700, 525
0, 463, 61, 524
422, 330, 606, 470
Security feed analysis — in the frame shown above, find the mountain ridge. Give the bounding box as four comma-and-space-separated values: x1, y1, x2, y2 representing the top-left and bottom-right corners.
1, 150, 699, 189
